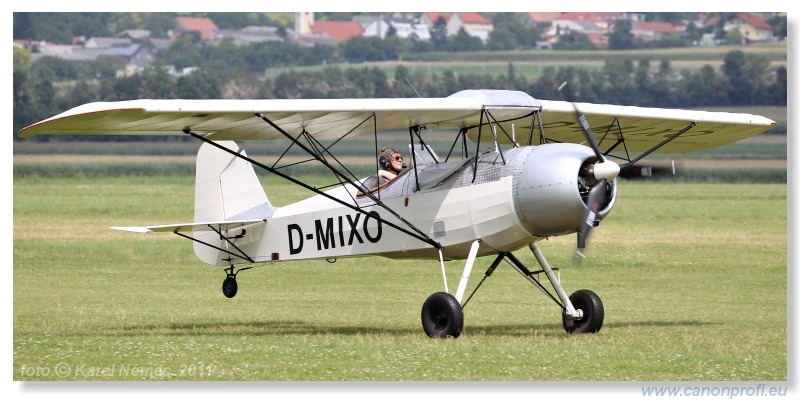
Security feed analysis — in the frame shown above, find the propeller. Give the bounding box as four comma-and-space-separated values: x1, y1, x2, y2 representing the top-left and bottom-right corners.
558, 81, 619, 261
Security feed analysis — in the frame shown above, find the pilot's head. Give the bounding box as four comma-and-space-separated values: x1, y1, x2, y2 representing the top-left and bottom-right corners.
379, 147, 404, 174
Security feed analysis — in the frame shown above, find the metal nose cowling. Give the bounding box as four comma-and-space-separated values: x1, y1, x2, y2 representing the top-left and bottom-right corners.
513, 144, 617, 240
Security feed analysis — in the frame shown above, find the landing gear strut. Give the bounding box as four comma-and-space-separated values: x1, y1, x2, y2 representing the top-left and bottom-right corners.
429, 242, 604, 338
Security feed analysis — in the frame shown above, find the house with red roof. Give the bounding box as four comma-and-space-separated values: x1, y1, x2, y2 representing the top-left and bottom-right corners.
420, 12, 493, 42
173, 17, 220, 42
520, 12, 563, 25
725, 13, 773, 42
311, 20, 364, 43
546, 17, 610, 48
631, 20, 677, 42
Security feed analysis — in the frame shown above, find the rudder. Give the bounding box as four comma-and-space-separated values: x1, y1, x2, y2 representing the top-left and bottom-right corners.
194, 141, 273, 223
193, 141, 273, 265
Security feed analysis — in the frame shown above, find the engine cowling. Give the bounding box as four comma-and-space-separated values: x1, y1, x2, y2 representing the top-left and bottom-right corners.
513, 144, 617, 238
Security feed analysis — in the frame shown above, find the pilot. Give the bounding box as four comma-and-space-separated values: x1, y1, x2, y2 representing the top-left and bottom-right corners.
378, 146, 406, 181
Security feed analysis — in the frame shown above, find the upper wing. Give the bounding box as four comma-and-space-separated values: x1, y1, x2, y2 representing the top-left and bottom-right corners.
18, 89, 775, 154
530, 100, 776, 153
17, 90, 539, 141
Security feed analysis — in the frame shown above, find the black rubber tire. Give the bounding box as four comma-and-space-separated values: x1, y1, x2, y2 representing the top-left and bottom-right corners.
421, 292, 464, 338
562, 289, 604, 334
222, 276, 238, 299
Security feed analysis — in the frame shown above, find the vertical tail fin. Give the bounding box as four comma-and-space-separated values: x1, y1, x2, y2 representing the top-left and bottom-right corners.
194, 141, 274, 223
193, 141, 273, 265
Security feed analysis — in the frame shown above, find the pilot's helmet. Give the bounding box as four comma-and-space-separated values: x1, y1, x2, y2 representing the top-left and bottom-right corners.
379, 147, 400, 170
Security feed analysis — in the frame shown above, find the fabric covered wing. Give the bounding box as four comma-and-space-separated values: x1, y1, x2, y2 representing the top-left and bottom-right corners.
17, 90, 541, 141
530, 100, 775, 153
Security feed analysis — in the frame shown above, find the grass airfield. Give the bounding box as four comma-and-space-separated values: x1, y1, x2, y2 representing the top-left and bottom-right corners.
12, 172, 787, 382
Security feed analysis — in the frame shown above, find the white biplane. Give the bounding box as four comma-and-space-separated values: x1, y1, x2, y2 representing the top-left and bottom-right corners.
18, 89, 775, 338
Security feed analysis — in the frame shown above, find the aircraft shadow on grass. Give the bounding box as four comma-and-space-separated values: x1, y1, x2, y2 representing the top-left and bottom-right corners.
107, 319, 716, 338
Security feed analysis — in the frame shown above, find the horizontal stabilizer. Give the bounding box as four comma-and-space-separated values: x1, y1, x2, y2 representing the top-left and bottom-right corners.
111, 219, 265, 234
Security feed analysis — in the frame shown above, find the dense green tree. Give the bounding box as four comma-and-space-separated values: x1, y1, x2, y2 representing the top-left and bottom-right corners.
680, 65, 725, 106
176, 69, 223, 99
110, 74, 144, 100
113, 13, 142, 33
553, 31, 596, 50
447, 28, 484, 52
608, 20, 635, 50
430, 16, 448, 51
161, 32, 204, 71
13, 12, 35, 41
488, 26, 518, 50
600, 59, 635, 105
768, 14, 787, 39
63, 79, 98, 110
33, 75, 56, 118
31, 56, 78, 81
143, 13, 175, 38
393, 65, 424, 98
207, 37, 248, 69
272, 70, 304, 99
575, 69, 600, 103
634, 58, 653, 105
684, 21, 703, 44
527, 66, 561, 100
139, 64, 176, 98
13, 47, 32, 70
13, 69, 40, 135
92, 56, 128, 80
723, 50, 758, 105
490, 15, 541, 49
766, 66, 787, 105
341, 36, 399, 62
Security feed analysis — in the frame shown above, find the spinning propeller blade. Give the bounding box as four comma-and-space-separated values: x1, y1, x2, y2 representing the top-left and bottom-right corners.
576, 178, 608, 260
559, 81, 619, 261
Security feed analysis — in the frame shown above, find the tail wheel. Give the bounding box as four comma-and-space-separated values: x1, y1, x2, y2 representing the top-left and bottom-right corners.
421, 292, 464, 338
563, 289, 604, 334
222, 276, 238, 299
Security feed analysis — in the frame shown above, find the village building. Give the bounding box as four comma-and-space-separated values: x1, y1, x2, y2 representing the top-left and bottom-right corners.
420, 12, 494, 43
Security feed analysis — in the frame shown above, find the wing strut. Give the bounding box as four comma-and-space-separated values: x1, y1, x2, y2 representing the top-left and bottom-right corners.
408, 126, 422, 192
186, 127, 442, 252
252, 114, 437, 248
623, 121, 697, 166
443, 128, 469, 163
471, 109, 485, 183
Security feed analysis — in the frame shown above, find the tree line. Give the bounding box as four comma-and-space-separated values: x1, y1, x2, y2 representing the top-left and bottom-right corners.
14, 48, 786, 138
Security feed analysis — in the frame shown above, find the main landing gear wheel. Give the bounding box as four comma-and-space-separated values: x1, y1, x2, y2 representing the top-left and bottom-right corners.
563, 289, 604, 334
222, 276, 238, 299
421, 292, 464, 338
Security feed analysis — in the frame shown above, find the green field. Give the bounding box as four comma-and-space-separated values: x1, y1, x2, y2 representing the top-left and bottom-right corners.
13, 172, 787, 382
265, 44, 788, 81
